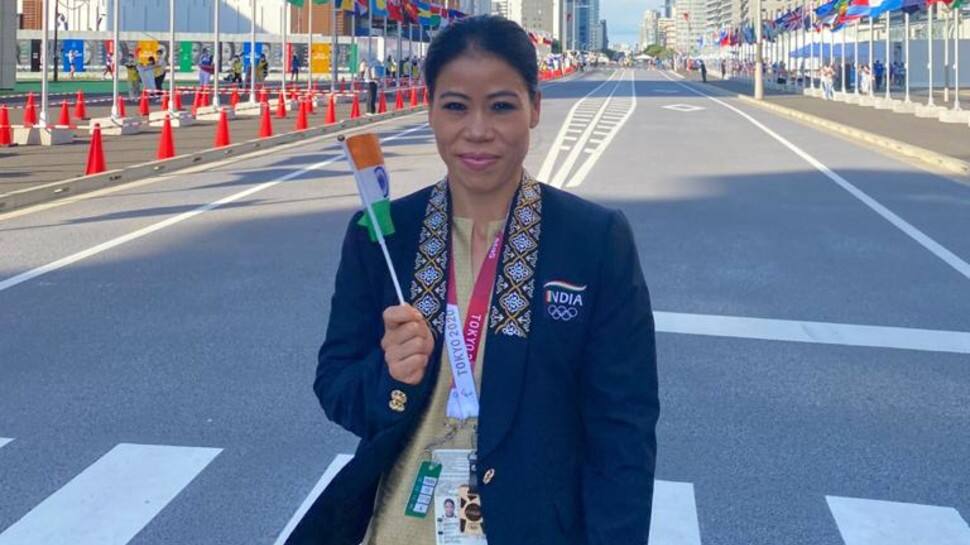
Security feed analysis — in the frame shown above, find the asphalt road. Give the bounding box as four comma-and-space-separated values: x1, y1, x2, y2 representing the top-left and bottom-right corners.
1, 67, 968, 545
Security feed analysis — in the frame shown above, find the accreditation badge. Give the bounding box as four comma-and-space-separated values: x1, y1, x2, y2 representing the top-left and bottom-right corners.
431, 449, 487, 545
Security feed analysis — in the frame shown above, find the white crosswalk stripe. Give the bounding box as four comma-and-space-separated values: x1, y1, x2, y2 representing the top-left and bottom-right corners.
650, 480, 703, 545
0, 438, 12, 449
272, 454, 354, 545
827, 495, 970, 545
0, 443, 222, 545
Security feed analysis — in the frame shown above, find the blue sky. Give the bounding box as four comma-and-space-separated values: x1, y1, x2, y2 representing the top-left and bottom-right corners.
601, 0, 663, 47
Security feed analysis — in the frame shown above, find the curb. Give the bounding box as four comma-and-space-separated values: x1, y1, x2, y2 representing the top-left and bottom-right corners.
0, 106, 427, 213
733, 93, 970, 177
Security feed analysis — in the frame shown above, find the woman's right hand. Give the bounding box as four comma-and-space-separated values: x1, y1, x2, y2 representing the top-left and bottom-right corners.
381, 305, 435, 385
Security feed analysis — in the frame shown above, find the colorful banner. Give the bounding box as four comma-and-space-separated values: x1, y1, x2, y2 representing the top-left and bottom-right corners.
311, 43, 330, 73
242, 41, 265, 69
178, 41, 194, 72
136, 40, 159, 65
61, 39, 85, 72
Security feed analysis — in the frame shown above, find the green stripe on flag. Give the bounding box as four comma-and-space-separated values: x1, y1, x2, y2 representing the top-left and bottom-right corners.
357, 200, 396, 242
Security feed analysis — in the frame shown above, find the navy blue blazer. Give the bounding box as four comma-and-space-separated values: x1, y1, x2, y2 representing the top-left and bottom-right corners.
286, 178, 659, 545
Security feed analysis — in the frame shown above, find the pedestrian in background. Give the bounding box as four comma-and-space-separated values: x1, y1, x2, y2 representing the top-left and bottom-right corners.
290, 52, 300, 82
154, 49, 167, 93
125, 56, 141, 99
199, 48, 214, 87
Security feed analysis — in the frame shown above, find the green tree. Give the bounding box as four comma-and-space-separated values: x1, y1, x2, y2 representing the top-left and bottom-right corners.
644, 44, 665, 57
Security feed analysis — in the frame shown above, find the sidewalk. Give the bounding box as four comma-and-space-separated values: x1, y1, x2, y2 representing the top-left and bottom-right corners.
0, 97, 370, 196
680, 71, 970, 164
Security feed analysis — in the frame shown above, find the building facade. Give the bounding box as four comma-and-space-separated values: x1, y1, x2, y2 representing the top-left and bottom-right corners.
640, 8, 659, 49
658, 16, 676, 48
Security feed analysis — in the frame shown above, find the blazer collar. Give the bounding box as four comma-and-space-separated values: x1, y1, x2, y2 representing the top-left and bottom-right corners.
407, 173, 544, 458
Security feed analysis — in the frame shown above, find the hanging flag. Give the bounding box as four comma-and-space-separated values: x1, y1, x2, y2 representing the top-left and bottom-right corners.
387, 0, 404, 21
336, 0, 355, 11
843, 0, 870, 21
342, 133, 395, 242
371, 0, 388, 17
900, 0, 924, 13
402, 0, 420, 24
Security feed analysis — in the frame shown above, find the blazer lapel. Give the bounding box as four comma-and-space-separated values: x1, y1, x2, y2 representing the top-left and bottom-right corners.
478, 176, 543, 459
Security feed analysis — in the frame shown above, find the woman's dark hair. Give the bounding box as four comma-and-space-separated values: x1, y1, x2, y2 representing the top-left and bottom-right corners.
424, 15, 538, 102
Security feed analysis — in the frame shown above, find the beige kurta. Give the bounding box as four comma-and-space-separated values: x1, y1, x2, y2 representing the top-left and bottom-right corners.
364, 217, 505, 545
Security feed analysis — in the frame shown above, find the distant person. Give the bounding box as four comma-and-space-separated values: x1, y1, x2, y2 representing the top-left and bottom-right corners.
103, 51, 114, 79
154, 50, 167, 92
125, 56, 141, 99
873, 60, 884, 92
68, 49, 78, 79
230, 55, 243, 84
720, 59, 726, 79
199, 48, 214, 86
289, 52, 300, 82
139, 56, 157, 93
699, 59, 707, 83
257, 53, 269, 83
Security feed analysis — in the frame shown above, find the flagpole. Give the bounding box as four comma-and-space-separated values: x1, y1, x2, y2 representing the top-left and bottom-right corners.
853, 19, 859, 94
904, 10, 911, 103
953, 5, 961, 110
755, 0, 764, 99
338, 137, 406, 305
331, 0, 337, 93
839, 25, 845, 92
352, 10, 357, 86
884, 10, 892, 101
249, 0, 256, 103
110, 0, 118, 120
169, 0, 176, 114
213, 0, 221, 107
397, 19, 402, 90
368, 1, 373, 76
928, 1, 935, 107
868, 16, 873, 97
308, 1, 314, 93
943, 4, 949, 103
282, 1, 288, 87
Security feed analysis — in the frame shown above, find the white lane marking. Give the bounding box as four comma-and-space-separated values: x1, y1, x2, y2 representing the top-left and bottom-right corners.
649, 480, 703, 545
563, 136, 578, 141
537, 70, 622, 182
0, 443, 221, 545
551, 71, 627, 188
0, 123, 429, 293
566, 70, 638, 189
0, 438, 12, 449
272, 454, 354, 545
654, 311, 970, 354
658, 70, 970, 282
560, 145, 572, 151
826, 495, 970, 545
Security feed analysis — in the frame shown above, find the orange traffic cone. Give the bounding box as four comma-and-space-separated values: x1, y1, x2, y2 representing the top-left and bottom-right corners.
140, 90, 151, 116
157, 115, 175, 159
116, 96, 127, 118
394, 89, 404, 111
258, 102, 273, 138
23, 92, 37, 126
230, 88, 240, 109
410, 86, 418, 108
57, 100, 72, 127
85, 124, 107, 175
214, 108, 230, 148
350, 93, 361, 119
202, 86, 211, 107
259, 86, 269, 104
0, 105, 13, 146
276, 88, 287, 118
295, 99, 308, 130
191, 89, 201, 116
378, 90, 387, 114
173, 90, 183, 111
305, 93, 315, 114
74, 89, 88, 119
422, 86, 429, 105
325, 93, 337, 125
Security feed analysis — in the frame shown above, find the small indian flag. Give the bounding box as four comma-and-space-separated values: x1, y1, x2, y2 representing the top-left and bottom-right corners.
341, 133, 395, 243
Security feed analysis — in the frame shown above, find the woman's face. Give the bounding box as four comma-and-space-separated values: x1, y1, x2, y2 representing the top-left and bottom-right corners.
429, 50, 541, 196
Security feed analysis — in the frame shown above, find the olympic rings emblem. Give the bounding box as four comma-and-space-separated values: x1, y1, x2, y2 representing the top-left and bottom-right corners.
547, 304, 579, 321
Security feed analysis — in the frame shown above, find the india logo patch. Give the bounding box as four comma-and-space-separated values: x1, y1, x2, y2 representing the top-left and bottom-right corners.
544, 280, 587, 321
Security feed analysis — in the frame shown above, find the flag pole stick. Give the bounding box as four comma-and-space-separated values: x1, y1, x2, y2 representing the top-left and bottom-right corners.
338, 136, 405, 305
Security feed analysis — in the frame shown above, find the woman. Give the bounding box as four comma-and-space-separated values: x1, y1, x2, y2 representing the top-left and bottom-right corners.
287, 15, 659, 545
